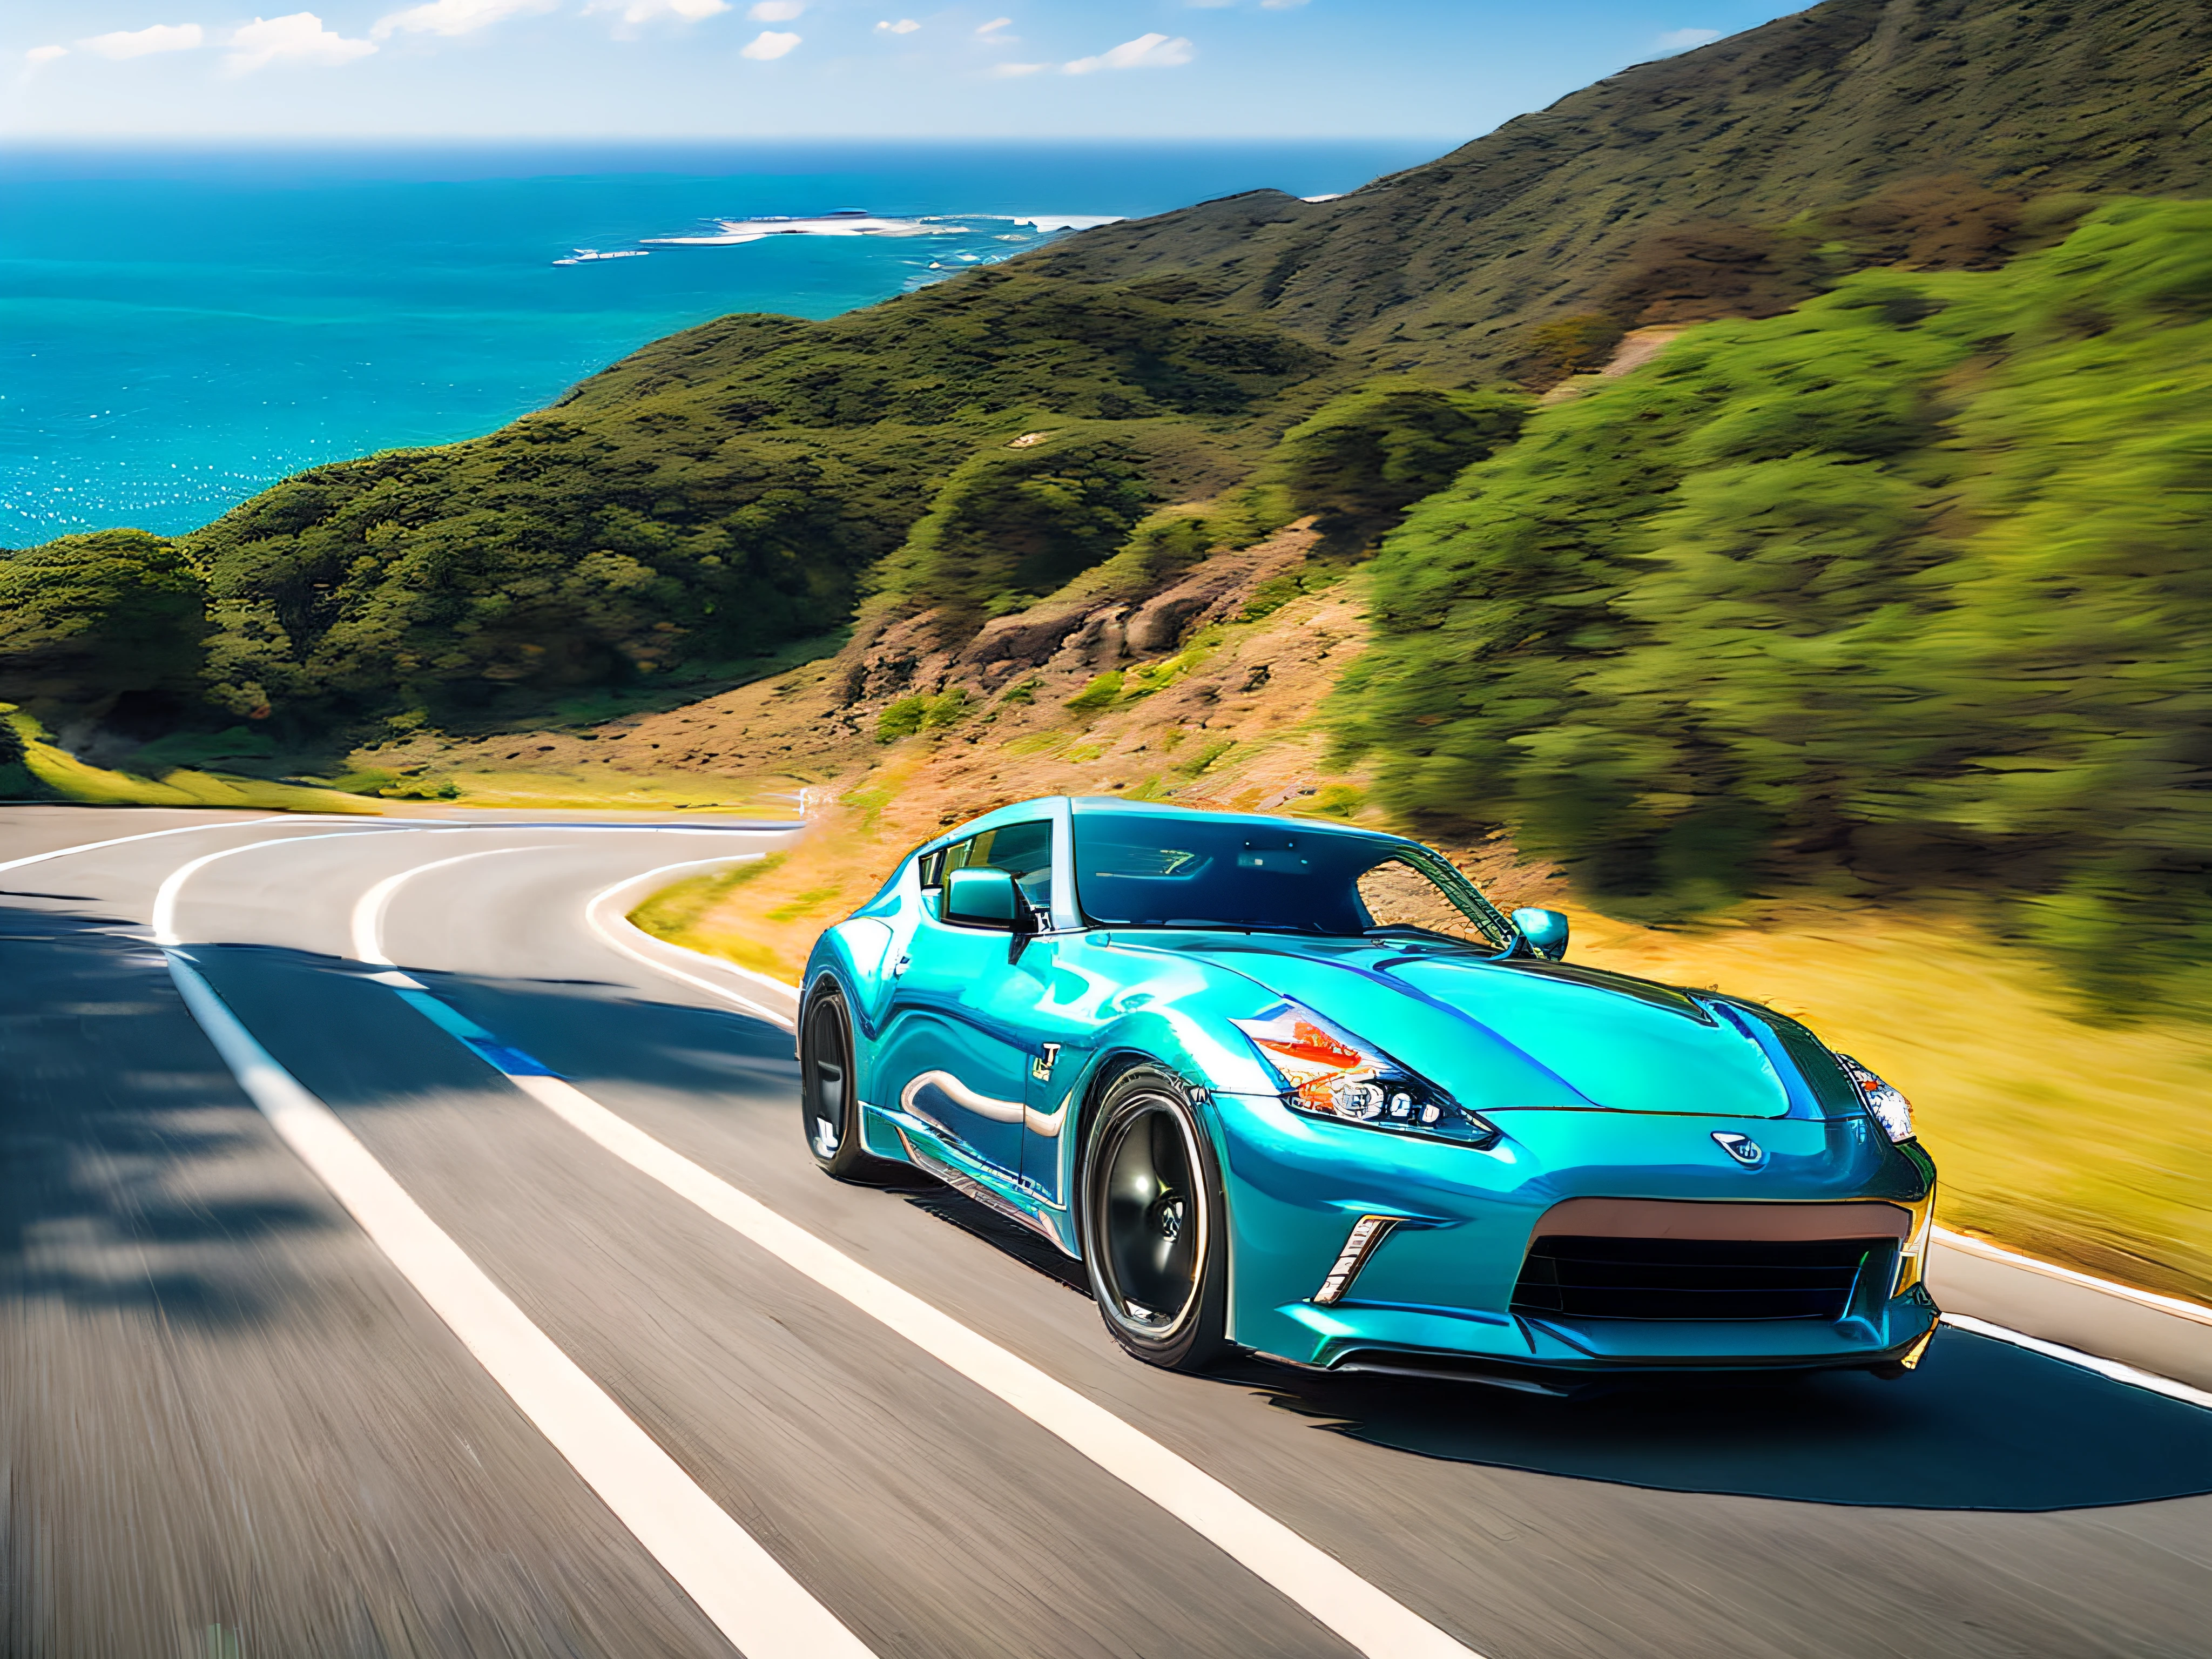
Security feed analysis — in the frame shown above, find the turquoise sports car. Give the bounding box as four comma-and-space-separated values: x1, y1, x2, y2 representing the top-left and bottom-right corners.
799, 797, 1940, 1392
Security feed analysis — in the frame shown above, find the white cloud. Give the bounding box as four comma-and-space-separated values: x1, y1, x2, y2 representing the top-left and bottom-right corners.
990, 60, 1046, 76
588, 0, 731, 23
1258, 0, 1309, 8
748, 0, 802, 17
1653, 26, 1722, 52
79, 23, 205, 58
875, 17, 920, 31
24, 43, 69, 66
976, 16, 1011, 32
739, 28, 799, 57
226, 13, 376, 71
374, 0, 554, 38
1063, 32, 1192, 73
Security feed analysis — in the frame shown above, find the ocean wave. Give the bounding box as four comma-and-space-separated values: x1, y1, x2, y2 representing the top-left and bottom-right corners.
608, 208, 1124, 259
643, 209, 958, 247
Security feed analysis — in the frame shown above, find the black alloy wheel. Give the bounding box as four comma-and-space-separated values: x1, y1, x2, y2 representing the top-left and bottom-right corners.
1081, 1064, 1230, 1371
800, 986, 901, 1182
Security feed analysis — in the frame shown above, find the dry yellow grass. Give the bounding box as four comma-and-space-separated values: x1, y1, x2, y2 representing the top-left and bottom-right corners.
1571, 903, 2212, 1304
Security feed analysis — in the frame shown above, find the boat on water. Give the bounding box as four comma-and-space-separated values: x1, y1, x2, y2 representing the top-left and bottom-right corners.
551, 248, 651, 266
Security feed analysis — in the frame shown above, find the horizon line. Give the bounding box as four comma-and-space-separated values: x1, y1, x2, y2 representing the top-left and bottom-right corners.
0, 132, 1464, 148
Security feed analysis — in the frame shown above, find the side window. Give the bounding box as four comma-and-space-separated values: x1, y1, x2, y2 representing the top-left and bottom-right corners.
917, 847, 947, 889
1354, 857, 1498, 948
944, 820, 1055, 907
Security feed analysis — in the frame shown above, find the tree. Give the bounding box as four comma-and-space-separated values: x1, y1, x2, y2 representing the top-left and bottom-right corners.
1266, 383, 1528, 542
0, 530, 210, 730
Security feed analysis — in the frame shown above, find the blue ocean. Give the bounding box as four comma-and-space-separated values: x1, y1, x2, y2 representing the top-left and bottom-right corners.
0, 141, 1437, 546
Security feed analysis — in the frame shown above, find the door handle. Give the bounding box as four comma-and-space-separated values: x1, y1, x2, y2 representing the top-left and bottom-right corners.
892, 953, 911, 977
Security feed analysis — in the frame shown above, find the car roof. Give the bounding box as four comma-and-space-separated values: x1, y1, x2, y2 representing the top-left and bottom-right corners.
926, 794, 1410, 849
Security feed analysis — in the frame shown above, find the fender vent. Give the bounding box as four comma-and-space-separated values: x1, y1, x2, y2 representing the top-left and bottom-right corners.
1513, 1235, 1877, 1323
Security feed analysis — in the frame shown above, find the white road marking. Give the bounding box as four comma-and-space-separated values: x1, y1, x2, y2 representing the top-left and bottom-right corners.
1939, 1313, 2212, 1410
1935, 1228, 2212, 1327
0, 813, 386, 878
494, 1066, 1483, 1659
153, 831, 401, 945
351, 842, 559, 965
582, 858, 797, 1027
166, 952, 877, 1659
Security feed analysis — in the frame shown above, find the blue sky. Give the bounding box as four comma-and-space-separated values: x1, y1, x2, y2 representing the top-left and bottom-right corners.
5, 1, 1808, 140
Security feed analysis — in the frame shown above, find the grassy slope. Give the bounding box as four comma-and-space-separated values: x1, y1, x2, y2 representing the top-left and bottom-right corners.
1029, 0, 2212, 375
0, 706, 380, 813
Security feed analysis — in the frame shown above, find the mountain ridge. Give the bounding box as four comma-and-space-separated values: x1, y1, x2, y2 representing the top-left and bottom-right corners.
1027, 0, 2212, 373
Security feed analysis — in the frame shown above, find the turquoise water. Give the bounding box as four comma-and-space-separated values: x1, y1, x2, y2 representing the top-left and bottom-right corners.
0, 141, 1435, 545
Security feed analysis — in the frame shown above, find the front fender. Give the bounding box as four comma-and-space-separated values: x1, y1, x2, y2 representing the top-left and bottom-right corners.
803, 921, 899, 1118
1046, 1003, 1283, 1286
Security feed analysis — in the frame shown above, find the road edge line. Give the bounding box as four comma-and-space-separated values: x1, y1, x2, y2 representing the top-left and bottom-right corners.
350, 841, 562, 964
582, 859, 798, 1027
153, 829, 413, 944
1933, 1229, 2212, 1327
1938, 1313, 2212, 1410
165, 950, 877, 1659
0, 813, 385, 877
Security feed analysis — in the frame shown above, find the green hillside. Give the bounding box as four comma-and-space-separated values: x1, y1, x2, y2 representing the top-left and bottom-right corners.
1339, 198, 2212, 1011
1030, 0, 2212, 376
2, 274, 1333, 744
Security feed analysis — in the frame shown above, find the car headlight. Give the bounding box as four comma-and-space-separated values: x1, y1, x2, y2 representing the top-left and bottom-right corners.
1230, 1001, 1500, 1148
1836, 1053, 1914, 1142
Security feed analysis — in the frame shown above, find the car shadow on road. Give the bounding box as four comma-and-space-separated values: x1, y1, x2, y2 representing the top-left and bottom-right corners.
884, 1171, 2212, 1513
1223, 1329, 2212, 1510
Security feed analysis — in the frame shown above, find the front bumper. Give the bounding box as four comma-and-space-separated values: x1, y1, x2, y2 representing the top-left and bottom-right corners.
1272, 1286, 1941, 1392
1212, 1093, 1939, 1384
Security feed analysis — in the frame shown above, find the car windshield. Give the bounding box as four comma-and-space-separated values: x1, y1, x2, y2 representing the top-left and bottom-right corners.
1070, 810, 1512, 948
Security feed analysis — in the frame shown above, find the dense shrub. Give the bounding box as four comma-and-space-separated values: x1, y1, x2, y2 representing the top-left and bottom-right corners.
0, 530, 209, 725
875, 435, 1156, 621
1340, 200, 2212, 1008
1265, 383, 1528, 538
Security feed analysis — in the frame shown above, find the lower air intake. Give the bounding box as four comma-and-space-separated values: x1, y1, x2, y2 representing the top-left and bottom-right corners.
1513, 1235, 1877, 1323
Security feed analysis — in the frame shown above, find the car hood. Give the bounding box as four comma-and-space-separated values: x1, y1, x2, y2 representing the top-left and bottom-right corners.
1163, 938, 1800, 1118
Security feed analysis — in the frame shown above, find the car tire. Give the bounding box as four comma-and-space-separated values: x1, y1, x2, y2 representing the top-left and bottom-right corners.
1080, 1063, 1231, 1372
800, 985, 904, 1183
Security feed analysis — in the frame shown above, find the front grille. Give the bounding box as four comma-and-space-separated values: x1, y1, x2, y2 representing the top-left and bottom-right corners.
1513, 1235, 1878, 1323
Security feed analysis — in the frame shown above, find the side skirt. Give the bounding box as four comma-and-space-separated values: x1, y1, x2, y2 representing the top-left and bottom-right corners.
888, 1120, 1073, 1255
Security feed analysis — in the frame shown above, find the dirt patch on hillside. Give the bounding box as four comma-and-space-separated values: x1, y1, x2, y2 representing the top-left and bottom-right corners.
612, 523, 1562, 978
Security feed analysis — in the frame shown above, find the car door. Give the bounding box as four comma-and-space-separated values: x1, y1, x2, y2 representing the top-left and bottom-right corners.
876, 819, 1058, 1179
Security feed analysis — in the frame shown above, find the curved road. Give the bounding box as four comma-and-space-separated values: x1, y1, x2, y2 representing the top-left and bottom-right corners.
3, 806, 2210, 1658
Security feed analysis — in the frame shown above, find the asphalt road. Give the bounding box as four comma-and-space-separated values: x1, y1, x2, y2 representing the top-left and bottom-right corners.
4, 806, 2210, 1659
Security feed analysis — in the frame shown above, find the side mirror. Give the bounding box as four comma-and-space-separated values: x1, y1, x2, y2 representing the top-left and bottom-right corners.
1511, 907, 1570, 961
944, 867, 1022, 929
